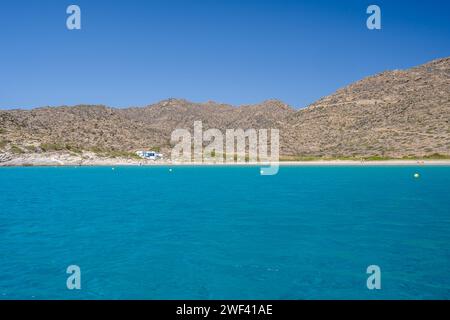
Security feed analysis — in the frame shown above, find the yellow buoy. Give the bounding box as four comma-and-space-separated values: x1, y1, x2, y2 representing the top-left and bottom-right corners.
414, 173, 420, 179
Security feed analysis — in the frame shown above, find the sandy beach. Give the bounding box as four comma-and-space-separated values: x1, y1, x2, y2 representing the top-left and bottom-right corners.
1, 151, 449, 167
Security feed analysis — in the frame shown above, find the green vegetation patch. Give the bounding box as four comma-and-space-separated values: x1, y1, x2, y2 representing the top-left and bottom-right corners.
87, 147, 141, 159
40, 143, 66, 152
10, 145, 25, 154
0, 140, 8, 149
24, 145, 37, 152
101, 150, 141, 159
40, 143, 82, 153
423, 153, 450, 160
281, 154, 450, 161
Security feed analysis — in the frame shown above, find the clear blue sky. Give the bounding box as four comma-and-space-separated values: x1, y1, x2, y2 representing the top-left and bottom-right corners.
0, 0, 449, 109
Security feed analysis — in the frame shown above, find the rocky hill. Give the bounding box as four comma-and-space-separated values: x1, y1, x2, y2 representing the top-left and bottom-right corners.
281, 57, 450, 158
0, 57, 449, 160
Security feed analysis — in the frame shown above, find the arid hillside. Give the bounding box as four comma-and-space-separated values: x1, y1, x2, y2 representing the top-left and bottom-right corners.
281, 57, 450, 158
0, 99, 294, 157
0, 57, 449, 160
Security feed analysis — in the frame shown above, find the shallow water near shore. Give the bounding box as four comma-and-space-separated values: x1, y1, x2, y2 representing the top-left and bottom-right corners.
0, 166, 449, 299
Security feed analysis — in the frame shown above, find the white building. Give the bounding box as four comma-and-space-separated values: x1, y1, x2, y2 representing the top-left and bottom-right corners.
136, 150, 163, 160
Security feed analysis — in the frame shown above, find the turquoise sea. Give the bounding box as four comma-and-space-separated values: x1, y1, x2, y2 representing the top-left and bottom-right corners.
0, 166, 449, 299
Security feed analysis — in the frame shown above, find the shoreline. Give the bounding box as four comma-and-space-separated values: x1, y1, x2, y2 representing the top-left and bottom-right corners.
1, 151, 450, 167
1, 159, 450, 167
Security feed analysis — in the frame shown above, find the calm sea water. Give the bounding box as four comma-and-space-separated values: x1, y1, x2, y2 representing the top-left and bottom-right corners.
0, 166, 449, 299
